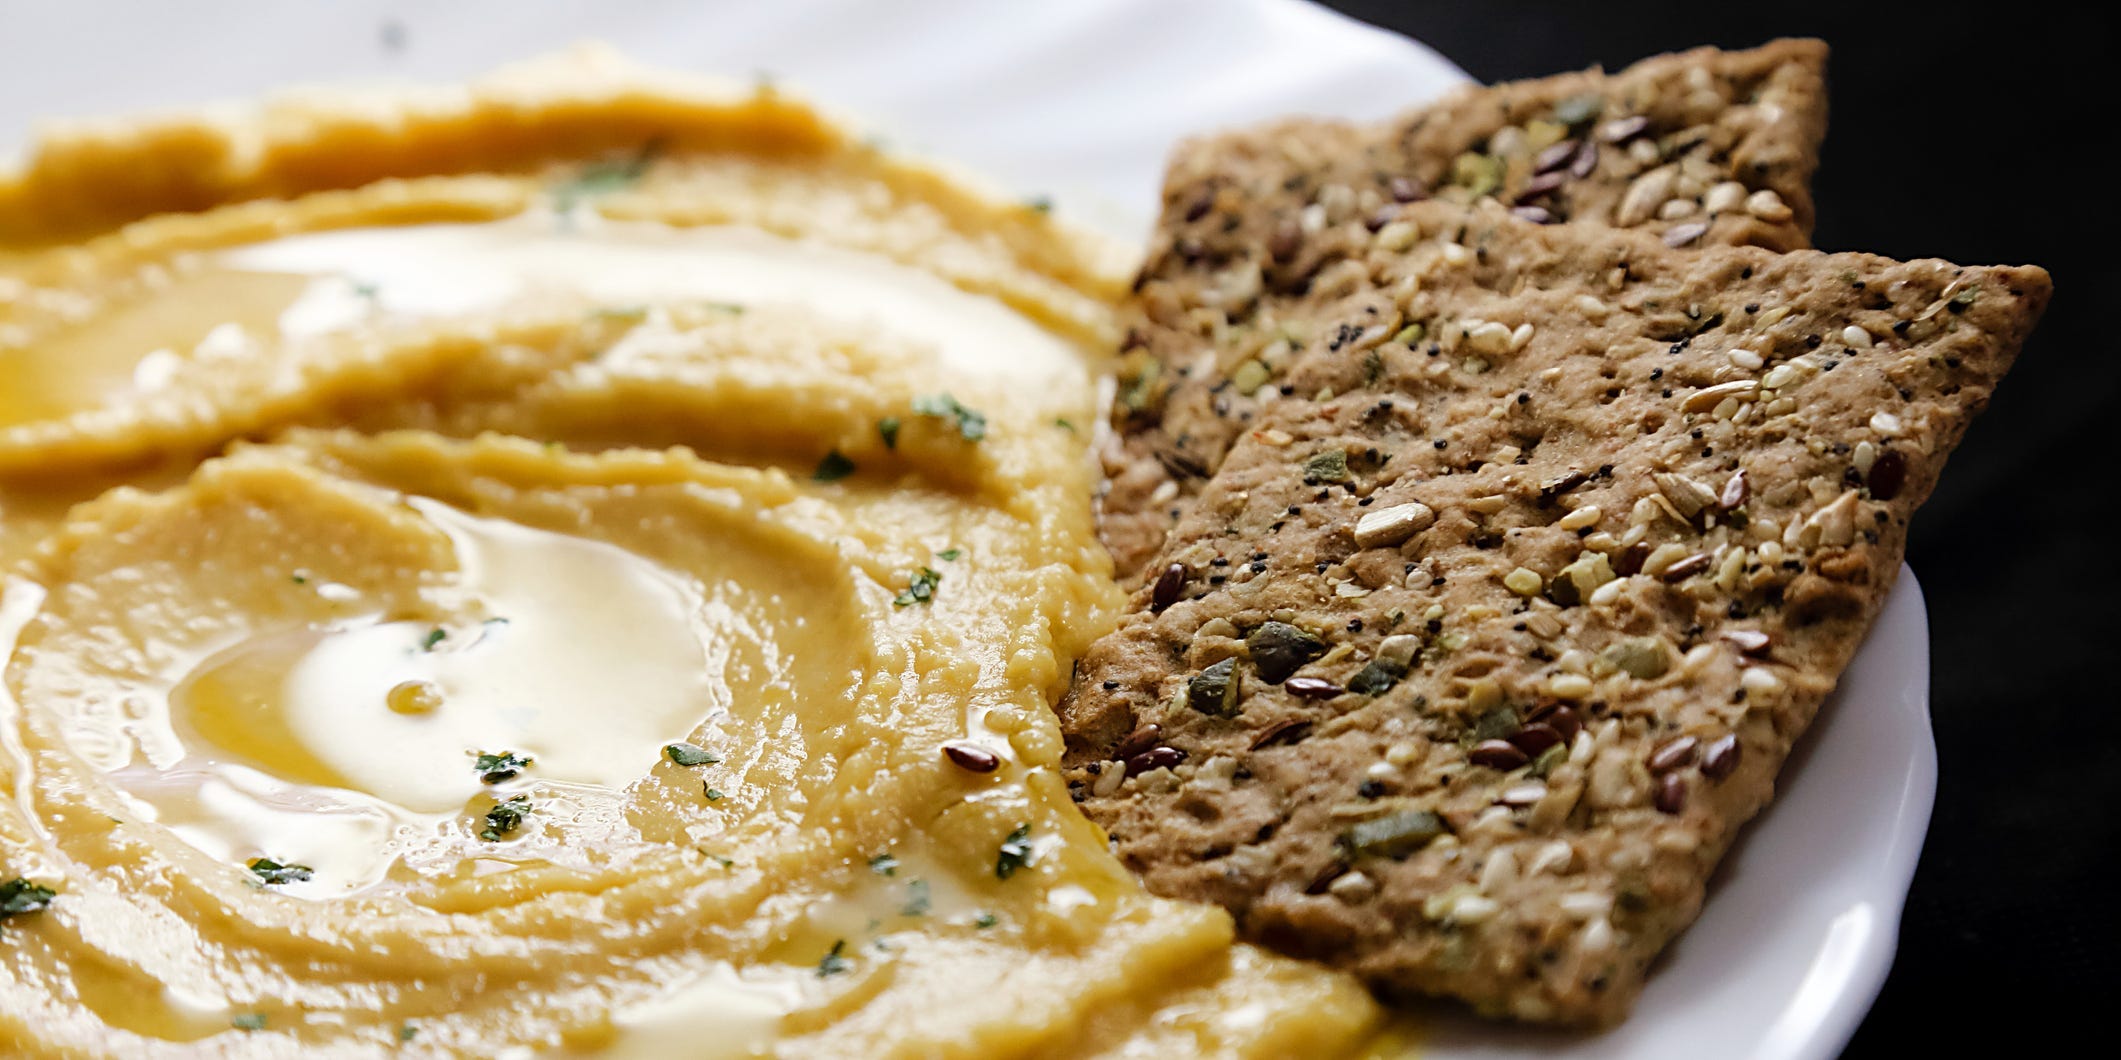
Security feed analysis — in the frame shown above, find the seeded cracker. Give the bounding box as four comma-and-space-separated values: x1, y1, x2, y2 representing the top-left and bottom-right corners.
1061, 199, 2048, 1025
1102, 40, 1829, 583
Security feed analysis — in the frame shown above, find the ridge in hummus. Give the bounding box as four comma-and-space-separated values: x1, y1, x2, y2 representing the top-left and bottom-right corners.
0, 49, 1392, 1057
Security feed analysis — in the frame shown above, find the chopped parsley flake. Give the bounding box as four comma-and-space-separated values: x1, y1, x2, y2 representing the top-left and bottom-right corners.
480, 795, 531, 841
290, 572, 308, 585
397, 1023, 418, 1042
817, 939, 851, 977
698, 850, 735, 868
974, 912, 999, 929
703, 786, 724, 802
901, 879, 932, 917
1054, 417, 1076, 432
473, 750, 533, 784
246, 858, 313, 886
936, 548, 962, 561
911, 393, 988, 441
813, 450, 857, 482
419, 628, 447, 652
552, 139, 664, 212
232, 1013, 267, 1031
893, 567, 943, 608
994, 824, 1033, 880
877, 417, 901, 450
1024, 195, 1054, 214
664, 742, 720, 767
869, 853, 900, 877
0, 878, 56, 919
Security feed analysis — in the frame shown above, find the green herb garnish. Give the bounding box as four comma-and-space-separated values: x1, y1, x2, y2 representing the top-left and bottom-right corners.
973, 912, 999, 929
995, 824, 1033, 880
290, 572, 309, 585
813, 450, 857, 482
553, 139, 665, 212
480, 795, 531, 841
246, 858, 313, 886
703, 786, 724, 802
0, 878, 56, 919
869, 853, 900, 877
473, 751, 533, 784
397, 1023, 418, 1042
911, 393, 988, 441
1024, 195, 1054, 214
893, 567, 943, 608
901, 879, 931, 917
419, 628, 447, 652
817, 939, 851, 977
878, 416, 901, 450
936, 548, 962, 561
664, 742, 720, 767
232, 1013, 267, 1032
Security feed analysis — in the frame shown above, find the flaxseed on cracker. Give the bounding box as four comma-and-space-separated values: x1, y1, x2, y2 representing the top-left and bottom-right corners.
1063, 200, 2048, 1025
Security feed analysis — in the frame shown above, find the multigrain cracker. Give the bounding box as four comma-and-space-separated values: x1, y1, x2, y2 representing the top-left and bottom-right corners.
1064, 200, 2048, 1025
1102, 40, 1829, 582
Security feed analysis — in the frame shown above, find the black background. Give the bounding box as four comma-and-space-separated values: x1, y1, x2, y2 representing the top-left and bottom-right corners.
1316, 2, 2113, 1051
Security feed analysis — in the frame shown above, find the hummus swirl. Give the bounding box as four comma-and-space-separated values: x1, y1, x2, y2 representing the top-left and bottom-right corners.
0, 52, 1384, 1057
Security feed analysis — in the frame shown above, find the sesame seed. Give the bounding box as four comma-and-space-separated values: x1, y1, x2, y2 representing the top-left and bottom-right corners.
1703, 181, 1746, 214
1353, 502, 1437, 549
1558, 891, 1613, 920
1546, 673, 1595, 700
1466, 321, 1514, 355
1740, 667, 1783, 697
1744, 188, 1792, 223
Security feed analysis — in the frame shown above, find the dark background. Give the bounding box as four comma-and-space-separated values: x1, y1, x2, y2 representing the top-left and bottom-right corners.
1315, 2, 2113, 1051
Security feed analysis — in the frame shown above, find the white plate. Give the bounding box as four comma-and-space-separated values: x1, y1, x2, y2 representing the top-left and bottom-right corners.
0, 3, 1933, 1057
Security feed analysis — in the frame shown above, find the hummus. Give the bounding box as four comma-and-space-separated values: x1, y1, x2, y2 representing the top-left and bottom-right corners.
0, 52, 1388, 1056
